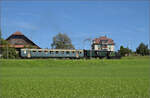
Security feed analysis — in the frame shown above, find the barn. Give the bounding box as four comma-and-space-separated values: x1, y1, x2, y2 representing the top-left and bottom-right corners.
0, 31, 40, 58
6, 31, 40, 51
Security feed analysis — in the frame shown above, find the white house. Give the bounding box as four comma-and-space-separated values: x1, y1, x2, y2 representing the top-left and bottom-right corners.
92, 36, 115, 51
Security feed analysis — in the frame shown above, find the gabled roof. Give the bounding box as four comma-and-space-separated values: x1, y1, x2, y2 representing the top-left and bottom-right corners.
6, 31, 40, 49
93, 36, 115, 45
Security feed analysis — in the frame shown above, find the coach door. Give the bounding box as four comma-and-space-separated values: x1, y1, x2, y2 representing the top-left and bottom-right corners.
76, 51, 79, 58
27, 51, 31, 58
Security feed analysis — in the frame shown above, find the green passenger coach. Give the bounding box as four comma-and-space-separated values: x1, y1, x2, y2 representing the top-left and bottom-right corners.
21, 49, 84, 58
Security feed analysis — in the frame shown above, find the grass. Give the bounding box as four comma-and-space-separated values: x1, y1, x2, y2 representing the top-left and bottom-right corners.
0, 56, 150, 98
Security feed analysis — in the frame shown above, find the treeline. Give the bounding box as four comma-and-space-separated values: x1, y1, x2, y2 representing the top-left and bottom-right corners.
118, 43, 150, 57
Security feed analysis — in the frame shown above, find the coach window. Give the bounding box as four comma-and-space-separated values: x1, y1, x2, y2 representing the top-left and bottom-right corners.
44, 51, 48, 54
72, 51, 75, 54
44, 50, 48, 53
61, 51, 64, 54
33, 50, 36, 53
24, 50, 26, 54
66, 51, 69, 54
56, 51, 59, 54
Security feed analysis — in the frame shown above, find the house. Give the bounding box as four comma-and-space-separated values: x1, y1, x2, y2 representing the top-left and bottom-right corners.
92, 36, 115, 51
3, 31, 40, 51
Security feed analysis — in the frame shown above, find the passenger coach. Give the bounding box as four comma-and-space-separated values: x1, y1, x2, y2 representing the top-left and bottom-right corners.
21, 49, 84, 58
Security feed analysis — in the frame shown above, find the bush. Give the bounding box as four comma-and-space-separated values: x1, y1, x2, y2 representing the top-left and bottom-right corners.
1, 47, 19, 59
118, 46, 132, 56
0, 39, 19, 59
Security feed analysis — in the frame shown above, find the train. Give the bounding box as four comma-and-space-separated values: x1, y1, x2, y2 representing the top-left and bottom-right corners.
20, 48, 121, 59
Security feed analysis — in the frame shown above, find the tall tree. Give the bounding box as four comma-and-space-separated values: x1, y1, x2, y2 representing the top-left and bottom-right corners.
136, 42, 149, 56
51, 33, 75, 49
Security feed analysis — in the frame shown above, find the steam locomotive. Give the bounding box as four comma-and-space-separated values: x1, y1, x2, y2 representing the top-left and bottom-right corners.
20, 49, 121, 59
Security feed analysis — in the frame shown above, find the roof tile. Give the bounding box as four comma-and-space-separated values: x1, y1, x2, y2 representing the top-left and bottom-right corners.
12, 31, 23, 35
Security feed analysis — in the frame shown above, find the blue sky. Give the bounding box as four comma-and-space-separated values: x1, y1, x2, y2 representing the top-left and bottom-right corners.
1, 1, 150, 51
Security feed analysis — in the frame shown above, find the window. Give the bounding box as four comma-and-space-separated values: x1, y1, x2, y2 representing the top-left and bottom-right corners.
61, 51, 64, 54
56, 51, 59, 54
72, 51, 75, 53
33, 50, 36, 52
50, 51, 53, 54
66, 51, 70, 54
78, 51, 82, 54
44, 50, 48, 52
44, 50, 48, 54
102, 40, 107, 43
79, 52, 82, 54
39, 50, 42, 52
24, 50, 26, 54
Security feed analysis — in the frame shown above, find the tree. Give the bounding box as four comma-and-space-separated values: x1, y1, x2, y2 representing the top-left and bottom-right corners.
118, 45, 132, 56
51, 33, 75, 49
136, 42, 149, 56
0, 30, 2, 56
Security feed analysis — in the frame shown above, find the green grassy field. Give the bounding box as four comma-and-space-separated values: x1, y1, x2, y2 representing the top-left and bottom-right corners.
0, 56, 150, 98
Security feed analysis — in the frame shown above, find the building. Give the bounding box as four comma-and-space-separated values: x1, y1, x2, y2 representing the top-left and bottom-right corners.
92, 36, 115, 51
5, 31, 40, 51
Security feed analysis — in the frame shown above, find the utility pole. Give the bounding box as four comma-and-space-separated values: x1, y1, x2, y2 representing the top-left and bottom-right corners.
149, 33, 150, 56
83, 40, 85, 50
7, 43, 8, 59
0, 2, 2, 58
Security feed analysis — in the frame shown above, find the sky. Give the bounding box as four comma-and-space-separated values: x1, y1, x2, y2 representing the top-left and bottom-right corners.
0, 0, 150, 51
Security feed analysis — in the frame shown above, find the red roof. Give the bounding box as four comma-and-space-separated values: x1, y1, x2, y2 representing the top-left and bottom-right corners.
12, 31, 23, 35
93, 36, 115, 45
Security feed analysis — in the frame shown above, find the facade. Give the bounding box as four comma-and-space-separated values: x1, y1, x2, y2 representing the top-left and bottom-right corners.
92, 36, 115, 51
5, 31, 40, 51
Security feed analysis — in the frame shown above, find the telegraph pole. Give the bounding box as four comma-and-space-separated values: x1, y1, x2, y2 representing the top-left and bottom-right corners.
0, 1, 2, 58
6, 44, 8, 59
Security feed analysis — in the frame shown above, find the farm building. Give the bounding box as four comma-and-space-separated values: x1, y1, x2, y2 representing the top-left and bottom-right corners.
0, 31, 40, 51
92, 36, 115, 51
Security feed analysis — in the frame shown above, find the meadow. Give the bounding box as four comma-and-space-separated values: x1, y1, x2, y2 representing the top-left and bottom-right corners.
0, 56, 150, 98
